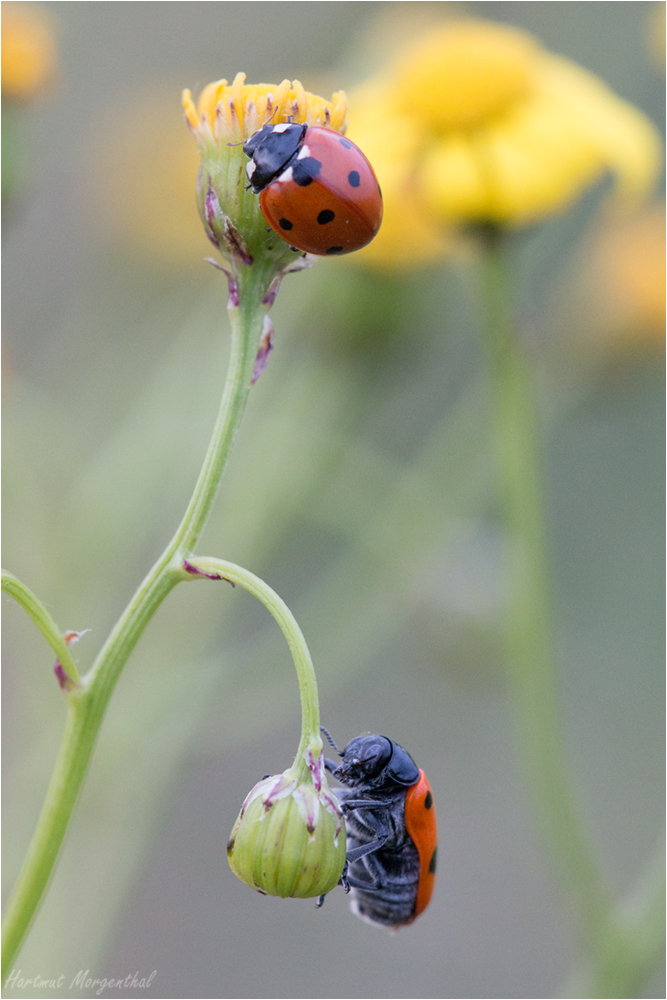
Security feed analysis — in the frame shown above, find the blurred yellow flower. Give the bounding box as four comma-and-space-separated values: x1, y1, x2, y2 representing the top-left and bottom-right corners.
1, 2, 56, 99
182, 71, 347, 147
347, 19, 661, 267
579, 202, 666, 350
85, 87, 209, 265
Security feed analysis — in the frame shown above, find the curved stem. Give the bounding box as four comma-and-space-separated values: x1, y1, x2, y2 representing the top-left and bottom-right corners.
184, 556, 321, 774
1, 571, 80, 685
477, 231, 614, 954
2, 265, 272, 979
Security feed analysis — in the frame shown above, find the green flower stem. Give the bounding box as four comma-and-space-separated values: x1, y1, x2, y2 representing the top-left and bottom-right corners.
2, 264, 273, 979
1, 571, 81, 685
567, 843, 666, 999
477, 231, 614, 955
184, 556, 321, 776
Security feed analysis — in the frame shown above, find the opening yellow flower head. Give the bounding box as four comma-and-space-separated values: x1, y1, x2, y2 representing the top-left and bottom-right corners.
346, 18, 661, 268
182, 72, 348, 273
182, 71, 347, 148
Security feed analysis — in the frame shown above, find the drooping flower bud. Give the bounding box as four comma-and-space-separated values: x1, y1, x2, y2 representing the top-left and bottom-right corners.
227, 747, 346, 898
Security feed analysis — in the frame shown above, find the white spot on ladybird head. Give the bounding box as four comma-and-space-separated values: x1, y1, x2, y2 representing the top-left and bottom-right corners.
273, 122, 291, 133
297, 145, 311, 160
278, 165, 294, 183
246, 161, 256, 179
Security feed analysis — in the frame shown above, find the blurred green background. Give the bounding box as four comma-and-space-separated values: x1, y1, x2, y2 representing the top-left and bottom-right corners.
2, 3, 664, 998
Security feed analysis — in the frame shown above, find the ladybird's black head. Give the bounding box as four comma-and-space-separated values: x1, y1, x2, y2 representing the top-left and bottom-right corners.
333, 734, 420, 790
243, 121, 308, 193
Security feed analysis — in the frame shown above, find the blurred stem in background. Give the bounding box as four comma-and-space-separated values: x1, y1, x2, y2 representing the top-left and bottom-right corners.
477, 229, 664, 997
1, 265, 270, 979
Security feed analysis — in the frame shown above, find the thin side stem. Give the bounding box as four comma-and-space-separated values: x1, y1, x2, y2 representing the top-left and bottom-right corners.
2, 265, 271, 978
1, 571, 80, 685
184, 556, 321, 772
477, 232, 614, 955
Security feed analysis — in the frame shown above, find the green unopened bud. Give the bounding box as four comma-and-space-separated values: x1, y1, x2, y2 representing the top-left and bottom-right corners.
227, 747, 346, 898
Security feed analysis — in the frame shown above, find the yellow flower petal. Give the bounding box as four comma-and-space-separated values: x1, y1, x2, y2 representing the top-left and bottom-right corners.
537, 55, 661, 206
392, 21, 540, 132
347, 92, 447, 265
183, 71, 347, 147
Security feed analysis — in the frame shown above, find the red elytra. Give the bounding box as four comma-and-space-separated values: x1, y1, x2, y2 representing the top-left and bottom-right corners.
245, 124, 383, 256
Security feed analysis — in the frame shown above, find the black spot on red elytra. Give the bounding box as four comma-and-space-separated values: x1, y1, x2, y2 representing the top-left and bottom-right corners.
317, 209, 335, 224
429, 847, 437, 874
348, 170, 361, 188
279, 218, 293, 230
339, 137, 353, 148
326, 246, 343, 254
293, 157, 322, 186
424, 790, 433, 809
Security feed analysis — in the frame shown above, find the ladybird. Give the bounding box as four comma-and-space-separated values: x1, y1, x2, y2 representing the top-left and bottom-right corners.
318, 729, 437, 928
243, 122, 383, 256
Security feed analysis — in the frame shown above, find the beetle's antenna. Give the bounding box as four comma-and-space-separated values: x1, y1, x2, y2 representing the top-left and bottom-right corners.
320, 726, 342, 755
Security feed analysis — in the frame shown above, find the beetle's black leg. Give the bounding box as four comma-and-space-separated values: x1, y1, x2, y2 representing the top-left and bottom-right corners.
344, 873, 383, 891
345, 836, 387, 863
315, 858, 350, 909
340, 797, 393, 811
324, 757, 339, 774
315, 838, 390, 910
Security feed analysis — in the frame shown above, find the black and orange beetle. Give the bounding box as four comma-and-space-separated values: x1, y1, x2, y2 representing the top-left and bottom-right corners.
318, 730, 437, 928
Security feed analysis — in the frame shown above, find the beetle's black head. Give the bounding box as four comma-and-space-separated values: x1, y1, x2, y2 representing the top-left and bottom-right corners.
332, 734, 419, 790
